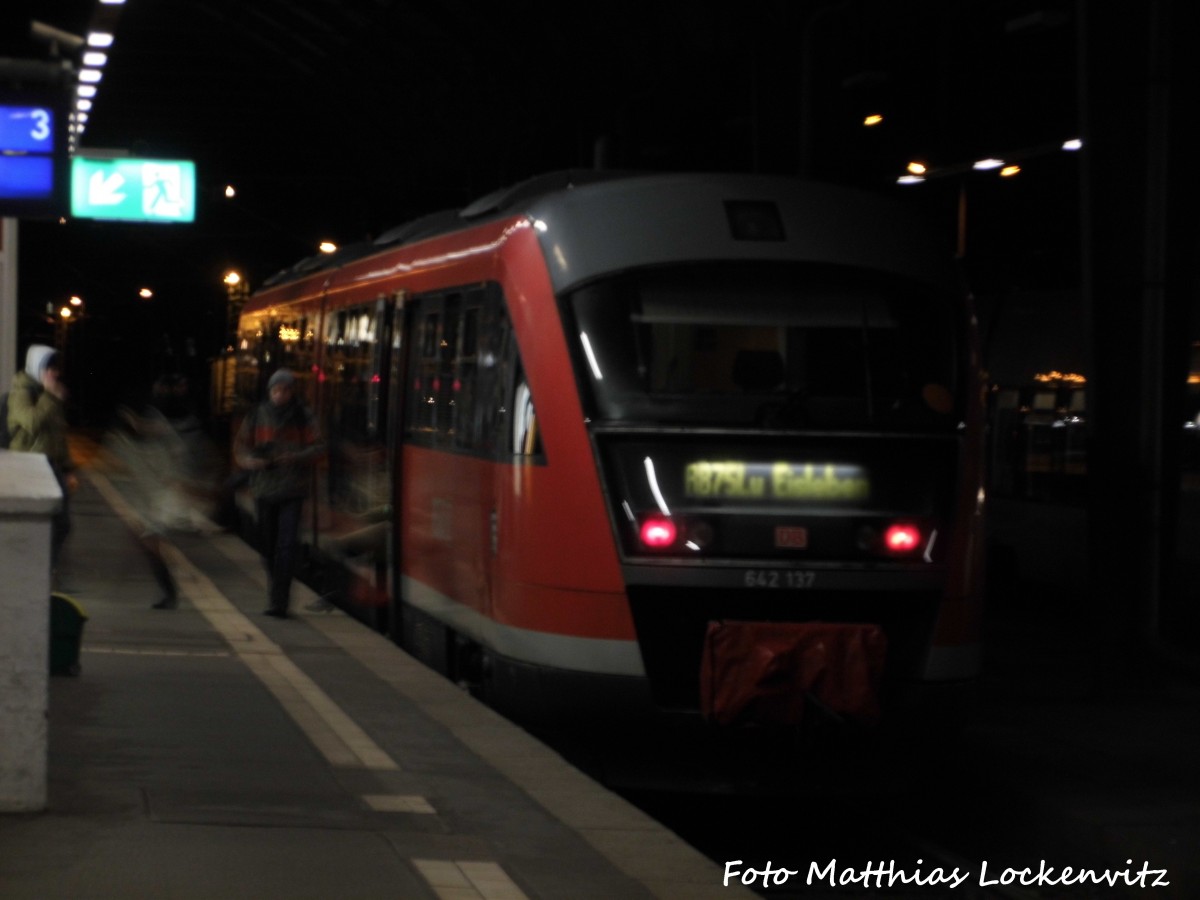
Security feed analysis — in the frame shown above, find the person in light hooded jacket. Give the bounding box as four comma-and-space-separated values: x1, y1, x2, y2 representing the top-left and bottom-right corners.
6, 344, 74, 563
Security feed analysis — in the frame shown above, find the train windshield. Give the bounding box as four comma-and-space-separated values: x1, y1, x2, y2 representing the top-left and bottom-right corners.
568, 262, 961, 430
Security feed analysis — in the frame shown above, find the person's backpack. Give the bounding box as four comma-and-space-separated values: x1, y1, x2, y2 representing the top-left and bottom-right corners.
0, 383, 37, 450
0, 389, 12, 449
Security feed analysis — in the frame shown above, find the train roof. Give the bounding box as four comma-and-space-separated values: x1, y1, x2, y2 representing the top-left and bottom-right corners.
259, 170, 631, 290
256, 169, 960, 297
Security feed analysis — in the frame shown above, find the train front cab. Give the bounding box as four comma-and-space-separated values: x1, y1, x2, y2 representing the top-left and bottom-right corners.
557, 257, 986, 736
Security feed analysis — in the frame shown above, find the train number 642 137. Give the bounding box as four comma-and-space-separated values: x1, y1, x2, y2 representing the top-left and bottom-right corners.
743, 569, 817, 589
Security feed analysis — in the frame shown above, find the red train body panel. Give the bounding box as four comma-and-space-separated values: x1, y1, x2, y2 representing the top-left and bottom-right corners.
229, 171, 986, 732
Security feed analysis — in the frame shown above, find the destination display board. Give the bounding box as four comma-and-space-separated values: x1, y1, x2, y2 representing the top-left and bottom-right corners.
0, 95, 68, 219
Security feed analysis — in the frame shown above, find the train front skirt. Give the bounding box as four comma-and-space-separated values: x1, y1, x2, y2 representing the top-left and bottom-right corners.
699, 621, 887, 727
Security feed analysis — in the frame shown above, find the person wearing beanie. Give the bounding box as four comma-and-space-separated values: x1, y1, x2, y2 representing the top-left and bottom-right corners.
233, 368, 323, 618
267, 368, 295, 392
6, 343, 74, 564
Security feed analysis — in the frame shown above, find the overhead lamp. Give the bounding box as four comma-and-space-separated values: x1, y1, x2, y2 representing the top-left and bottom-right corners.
863, 114, 884, 127
319, 241, 337, 254
100, 0, 127, 5
906, 161, 928, 175
79, 68, 103, 84
82, 51, 108, 67
76, 99, 93, 112
77, 85, 97, 98
224, 271, 242, 286
896, 174, 925, 185
1000, 165, 1021, 177
69, 295, 83, 306
224, 185, 236, 198
139, 288, 154, 299
973, 158, 1005, 171
87, 31, 114, 48
1062, 138, 1083, 151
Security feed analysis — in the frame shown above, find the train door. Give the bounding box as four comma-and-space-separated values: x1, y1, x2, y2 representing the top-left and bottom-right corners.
385, 291, 409, 644
397, 285, 505, 676
316, 294, 397, 629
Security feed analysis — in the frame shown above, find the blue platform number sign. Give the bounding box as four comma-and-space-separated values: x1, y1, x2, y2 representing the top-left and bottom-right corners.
0, 105, 57, 202
71, 157, 196, 223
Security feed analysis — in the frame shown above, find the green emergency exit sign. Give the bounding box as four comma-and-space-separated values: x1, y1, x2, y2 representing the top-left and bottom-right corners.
70, 157, 195, 223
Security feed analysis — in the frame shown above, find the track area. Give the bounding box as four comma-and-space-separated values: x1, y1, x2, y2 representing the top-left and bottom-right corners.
529, 654, 1182, 900
616, 741, 1137, 900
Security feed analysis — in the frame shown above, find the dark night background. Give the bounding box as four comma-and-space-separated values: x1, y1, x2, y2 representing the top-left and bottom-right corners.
4, 0, 1084, 417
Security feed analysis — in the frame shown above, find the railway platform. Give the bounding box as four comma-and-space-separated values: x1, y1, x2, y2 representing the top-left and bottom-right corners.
0, 439, 747, 900
4, 436, 1200, 899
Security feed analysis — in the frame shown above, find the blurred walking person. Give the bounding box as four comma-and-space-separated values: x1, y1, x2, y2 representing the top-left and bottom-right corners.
113, 373, 221, 609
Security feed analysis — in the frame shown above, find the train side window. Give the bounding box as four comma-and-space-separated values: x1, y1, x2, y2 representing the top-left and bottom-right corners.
234, 321, 265, 408
324, 302, 378, 445
404, 282, 539, 462
453, 303, 480, 449
409, 308, 440, 435
405, 294, 459, 442
438, 294, 461, 442
323, 299, 393, 515
475, 286, 511, 458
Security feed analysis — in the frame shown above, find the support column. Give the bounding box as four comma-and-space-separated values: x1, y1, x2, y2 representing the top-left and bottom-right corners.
0, 451, 62, 812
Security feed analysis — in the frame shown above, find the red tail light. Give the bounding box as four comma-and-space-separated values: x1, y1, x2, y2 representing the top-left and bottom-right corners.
639, 516, 677, 549
884, 523, 921, 554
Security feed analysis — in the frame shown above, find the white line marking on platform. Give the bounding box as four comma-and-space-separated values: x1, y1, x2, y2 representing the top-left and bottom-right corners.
84, 646, 231, 658
413, 860, 528, 900
85, 470, 399, 772
363, 794, 436, 813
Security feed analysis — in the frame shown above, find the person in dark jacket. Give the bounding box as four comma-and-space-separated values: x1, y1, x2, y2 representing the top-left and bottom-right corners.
6, 344, 74, 564
233, 368, 323, 617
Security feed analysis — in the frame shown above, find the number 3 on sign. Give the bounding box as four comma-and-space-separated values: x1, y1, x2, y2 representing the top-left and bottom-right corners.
30, 109, 50, 141
743, 569, 816, 589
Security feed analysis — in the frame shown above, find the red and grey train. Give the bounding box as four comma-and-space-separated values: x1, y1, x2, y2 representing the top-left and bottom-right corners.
228, 170, 986, 731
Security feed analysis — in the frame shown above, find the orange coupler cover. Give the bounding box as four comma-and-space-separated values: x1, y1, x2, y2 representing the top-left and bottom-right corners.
699, 621, 887, 727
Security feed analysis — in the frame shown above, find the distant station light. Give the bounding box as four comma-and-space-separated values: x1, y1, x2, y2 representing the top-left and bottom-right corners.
1062, 138, 1083, 151
999, 165, 1021, 177
863, 113, 884, 126
139, 288, 153, 299
896, 174, 925, 185
973, 158, 1005, 171
224, 184, 236, 198
319, 241, 337, 254
906, 161, 927, 175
